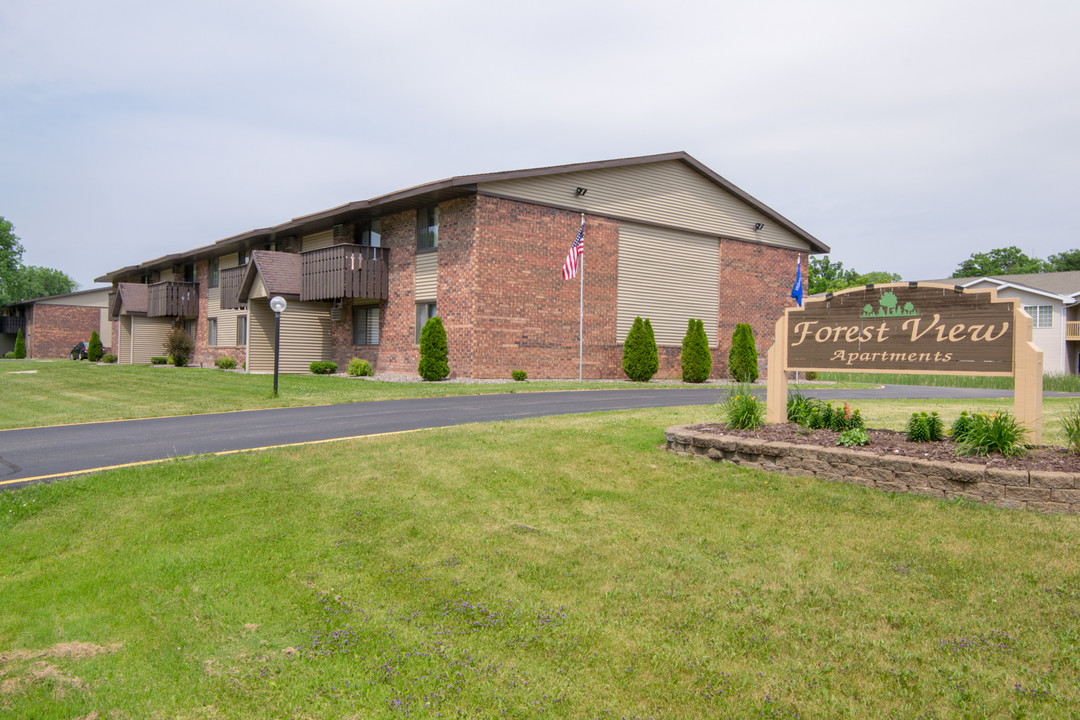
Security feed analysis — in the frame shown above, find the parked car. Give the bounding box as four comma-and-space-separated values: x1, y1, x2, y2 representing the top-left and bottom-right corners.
70, 341, 89, 360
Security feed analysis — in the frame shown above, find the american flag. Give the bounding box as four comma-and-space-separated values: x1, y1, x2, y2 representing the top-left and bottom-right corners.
562, 217, 585, 280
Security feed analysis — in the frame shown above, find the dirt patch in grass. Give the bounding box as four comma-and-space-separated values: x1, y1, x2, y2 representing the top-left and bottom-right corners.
0, 641, 121, 663
689, 423, 1080, 473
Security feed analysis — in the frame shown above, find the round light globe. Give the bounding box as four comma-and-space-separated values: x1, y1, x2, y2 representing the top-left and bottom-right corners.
270, 296, 287, 313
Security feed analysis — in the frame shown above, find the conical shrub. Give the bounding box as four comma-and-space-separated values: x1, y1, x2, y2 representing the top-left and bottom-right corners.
728, 323, 759, 383
681, 318, 711, 383
622, 316, 658, 382
418, 315, 449, 381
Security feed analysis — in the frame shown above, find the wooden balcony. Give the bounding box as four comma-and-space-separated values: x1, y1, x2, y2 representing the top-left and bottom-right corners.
301, 245, 388, 302
1068, 321, 1080, 341
147, 281, 199, 318
220, 265, 246, 310
0, 316, 25, 334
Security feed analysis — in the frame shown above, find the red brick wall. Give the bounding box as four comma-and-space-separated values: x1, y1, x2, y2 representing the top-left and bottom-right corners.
471, 196, 620, 379
27, 304, 111, 359
717, 240, 802, 377
189, 259, 247, 369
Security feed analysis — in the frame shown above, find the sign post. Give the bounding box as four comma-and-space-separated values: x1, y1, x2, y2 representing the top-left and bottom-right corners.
766, 283, 1043, 443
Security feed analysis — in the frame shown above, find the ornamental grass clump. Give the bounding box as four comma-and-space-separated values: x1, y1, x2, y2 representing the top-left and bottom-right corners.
956, 411, 1031, 458
722, 386, 764, 430
1059, 403, 1080, 454
906, 411, 945, 442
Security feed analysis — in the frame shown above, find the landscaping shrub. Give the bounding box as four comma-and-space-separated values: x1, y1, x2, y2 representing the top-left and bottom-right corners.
906, 411, 944, 442
804, 371, 818, 381
214, 356, 237, 370
418, 316, 449, 381
728, 323, 758, 383
680, 318, 711, 383
1059, 403, 1080, 454
721, 386, 764, 430
88, 330, 103, 362
13, 329, 26, 359
512, 370, 528, 382
348, 358, 374, 377
3, 351, 12, 359
950, 411, 976, 442
793, 398, 863, 432
309, 361, 337, 375
165, 327, 193, 367
101, 353, 117, 364
837, 428, 869, 447
956, 411, 1030, 458
622, 316, 658, 382
150, 357, 168, 365
787, 389, 815, 425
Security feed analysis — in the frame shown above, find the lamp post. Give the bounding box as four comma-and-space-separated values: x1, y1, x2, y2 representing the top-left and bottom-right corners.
270, 296, 287, 397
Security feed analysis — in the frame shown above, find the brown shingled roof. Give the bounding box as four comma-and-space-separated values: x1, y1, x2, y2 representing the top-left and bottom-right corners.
238, 251, 302, 302
115, 282, 148, 315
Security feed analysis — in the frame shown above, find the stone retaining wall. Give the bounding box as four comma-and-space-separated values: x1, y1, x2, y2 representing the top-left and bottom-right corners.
665, 426, 1079, 515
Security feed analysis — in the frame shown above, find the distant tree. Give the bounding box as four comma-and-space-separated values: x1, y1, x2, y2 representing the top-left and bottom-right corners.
0, 216, 78, 304
953, 246, 1048, 277
852, 271, 903, 286
680, 318, 712, 383
417, 316, 449, 381
809, 257, 900, 294
1047, 249, 1080, 272
728, 323, 759, 383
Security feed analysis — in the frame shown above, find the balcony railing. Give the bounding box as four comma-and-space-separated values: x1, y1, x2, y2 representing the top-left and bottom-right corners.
1068, 321, 1080, 341
147, 281, 199, 318
301, 245, 388, 302
0, 316, 25, 334
220, 265, 246, 310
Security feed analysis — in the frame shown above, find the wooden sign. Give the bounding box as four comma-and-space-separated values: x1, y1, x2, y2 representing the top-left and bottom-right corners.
786, 285, 1014, 374
766, 283, 1044, 443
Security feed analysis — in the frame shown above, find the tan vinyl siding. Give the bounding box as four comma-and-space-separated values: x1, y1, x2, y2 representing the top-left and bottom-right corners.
129, 316, 173, 364
617, 222, 719, 346
99, 309, 111, 342
415, 252, 438, 301
118, 316, 132, 364
208, 252, 245, 345
247, 299, 331, 373
301, 230, 334, 253
38, 289, 111, 307
158, 268, 175, 282
479, 159, 810, 251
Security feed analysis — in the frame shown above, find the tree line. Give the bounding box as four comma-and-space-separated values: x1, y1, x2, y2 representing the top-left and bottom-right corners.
809, 246, 1080, 295
1, 216, 78, 305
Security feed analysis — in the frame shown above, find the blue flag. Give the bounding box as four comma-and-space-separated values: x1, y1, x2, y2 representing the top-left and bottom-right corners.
791, 256, 803, 307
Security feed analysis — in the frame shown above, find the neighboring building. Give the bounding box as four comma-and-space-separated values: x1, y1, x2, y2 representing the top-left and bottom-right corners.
0, 288, 114, 358
939, 271, 1080, 374
95, 152, 829, 378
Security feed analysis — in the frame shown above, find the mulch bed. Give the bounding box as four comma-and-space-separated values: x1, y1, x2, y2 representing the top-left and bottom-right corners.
685, 423, 1080, 474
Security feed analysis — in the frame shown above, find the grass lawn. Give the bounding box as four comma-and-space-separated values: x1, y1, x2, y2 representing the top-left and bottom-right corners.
1, 407, 1078, 718
0, 360, 727, 430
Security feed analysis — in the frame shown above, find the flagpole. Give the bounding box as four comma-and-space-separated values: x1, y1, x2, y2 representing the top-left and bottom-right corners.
578, 213, 584, 381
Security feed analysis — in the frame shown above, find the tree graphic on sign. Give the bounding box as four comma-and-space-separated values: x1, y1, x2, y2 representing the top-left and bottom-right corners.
860, 291, 920, 318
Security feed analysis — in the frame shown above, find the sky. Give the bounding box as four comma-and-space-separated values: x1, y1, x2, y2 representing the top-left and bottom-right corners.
2, 0, 1078, 290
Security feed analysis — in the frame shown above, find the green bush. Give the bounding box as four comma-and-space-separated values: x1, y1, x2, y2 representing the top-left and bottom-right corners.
949, 411, 976, 442
787, 389, 815, 425
1059, 404, 1080, 454
837, 428, 869, 447
906, 411, 944, 442
348, 358, 374, 377
3, 351, 13, 359
88, 330, 103, 362
804, 371, 818, 381
309, 361, 337, 375
150, 356, 168, 365
165, 327, 193, 367
512, 370, 528, 382
956, 411, 1030, 458
622, 316, 658, 382
418, 316, 449, 381
792, 397, 864, 432
680, 318, 711, 383
13, 329, 26, 359
101, 353, 117, 364
214, 356, 237, 370
721, 386, 764, 430
728, 323, 758, 383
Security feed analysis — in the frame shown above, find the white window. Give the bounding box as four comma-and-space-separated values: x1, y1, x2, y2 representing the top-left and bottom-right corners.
236, 316, 247, 346
353, 305, 380, 345
416, 302, 437, 342
1023, 305, 1053, 329
207, 318, 218, 346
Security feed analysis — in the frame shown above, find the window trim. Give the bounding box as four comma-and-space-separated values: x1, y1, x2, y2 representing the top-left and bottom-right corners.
1023, 304, 1054, 329
415, 302, 437, 343
207, 317, 218, 346
352, 304, 380, 346
236, 315, 247, 346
